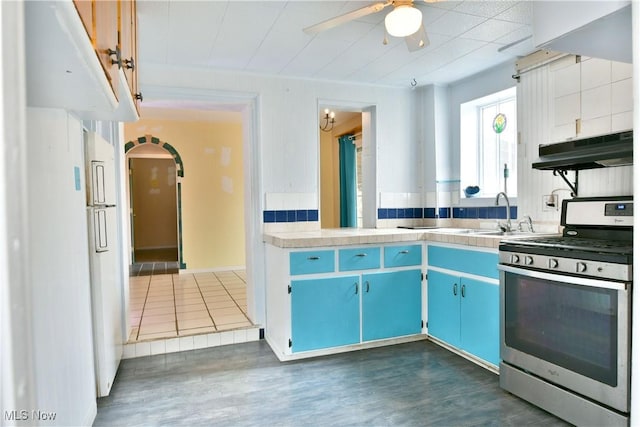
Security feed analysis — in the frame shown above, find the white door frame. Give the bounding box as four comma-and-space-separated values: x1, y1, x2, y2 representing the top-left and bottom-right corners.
130, 85, 265, 325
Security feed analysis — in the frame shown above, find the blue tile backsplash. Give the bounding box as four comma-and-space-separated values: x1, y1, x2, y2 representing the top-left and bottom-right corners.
378, 205, 517, 220
264, 209, 319, 223
263, 206, 517, 223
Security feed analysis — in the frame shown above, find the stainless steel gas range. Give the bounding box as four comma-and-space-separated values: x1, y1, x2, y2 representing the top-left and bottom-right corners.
498, 196, 633, 426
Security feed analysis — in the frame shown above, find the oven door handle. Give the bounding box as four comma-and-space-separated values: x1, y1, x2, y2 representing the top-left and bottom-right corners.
498, 264, 629, 291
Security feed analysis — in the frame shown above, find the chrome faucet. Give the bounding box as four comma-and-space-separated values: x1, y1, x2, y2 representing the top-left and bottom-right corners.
495, 192, 512, 232
517, 215, 534, 232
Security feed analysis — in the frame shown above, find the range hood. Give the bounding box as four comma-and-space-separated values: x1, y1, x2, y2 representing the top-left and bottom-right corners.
532, 130, 633, 171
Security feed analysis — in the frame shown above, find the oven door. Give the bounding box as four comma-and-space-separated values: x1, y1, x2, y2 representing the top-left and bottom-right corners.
499, 264, 631, 413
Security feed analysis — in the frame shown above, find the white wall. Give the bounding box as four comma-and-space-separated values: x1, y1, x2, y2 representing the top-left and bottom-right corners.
25, 108, 97, 426
141, 64, 421, 198
1, 0, 38, 419
447, 61, 517, 182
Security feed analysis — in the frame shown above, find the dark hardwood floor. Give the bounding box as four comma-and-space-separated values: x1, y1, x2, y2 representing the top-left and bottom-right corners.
94, 340, 568, 426
130, 247, 179, 277
134, 247, 178, 262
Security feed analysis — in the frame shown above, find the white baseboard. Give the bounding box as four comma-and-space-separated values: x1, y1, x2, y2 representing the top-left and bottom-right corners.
134, 245, 178, 251
179, 265, 246, 274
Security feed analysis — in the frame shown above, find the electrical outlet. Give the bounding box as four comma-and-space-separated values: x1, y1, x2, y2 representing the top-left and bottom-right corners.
542, 194, 558, 211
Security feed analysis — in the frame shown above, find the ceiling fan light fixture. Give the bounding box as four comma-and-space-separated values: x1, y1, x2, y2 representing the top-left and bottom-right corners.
385, 5, 422, 38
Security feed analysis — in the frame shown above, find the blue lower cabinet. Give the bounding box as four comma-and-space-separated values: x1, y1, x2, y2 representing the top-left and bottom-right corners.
427, 270, 461, 348
427, 270, 499, 366
291, 276, 360, 352
460, 277, 499, 366
362, 270, 422, 341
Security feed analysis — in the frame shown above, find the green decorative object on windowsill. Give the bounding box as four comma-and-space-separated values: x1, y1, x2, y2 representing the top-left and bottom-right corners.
493, 113, 507, 134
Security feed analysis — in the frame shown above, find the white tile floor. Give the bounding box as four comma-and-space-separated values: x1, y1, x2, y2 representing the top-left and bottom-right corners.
128, 270, 253, 342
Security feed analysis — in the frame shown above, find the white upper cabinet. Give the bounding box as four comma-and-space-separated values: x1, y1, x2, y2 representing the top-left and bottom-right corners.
25, 0, 139, 122
549, 56, 633, 143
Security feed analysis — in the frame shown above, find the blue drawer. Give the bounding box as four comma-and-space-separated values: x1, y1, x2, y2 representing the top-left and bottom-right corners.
290, 250, 335, 275
384, 244, 422, 268
427, 245, 498, 279
338, 247, 380, 271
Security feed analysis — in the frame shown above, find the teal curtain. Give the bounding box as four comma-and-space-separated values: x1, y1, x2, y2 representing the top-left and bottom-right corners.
339, 135, 357, 227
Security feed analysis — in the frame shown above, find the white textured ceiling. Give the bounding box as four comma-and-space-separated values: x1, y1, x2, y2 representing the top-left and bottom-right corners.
137, 0, 535, 89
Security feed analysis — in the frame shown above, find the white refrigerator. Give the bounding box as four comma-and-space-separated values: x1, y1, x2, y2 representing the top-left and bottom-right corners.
85, 131, 123, 397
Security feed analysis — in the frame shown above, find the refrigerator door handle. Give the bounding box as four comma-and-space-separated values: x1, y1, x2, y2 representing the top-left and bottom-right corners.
92, 161, 106, 205
94, 209, 109, 253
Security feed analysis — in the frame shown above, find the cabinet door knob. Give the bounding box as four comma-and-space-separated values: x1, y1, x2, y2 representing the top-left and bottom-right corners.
124, 57, 135, 71
356, 253, 367, 257
453, 283, 457, 296
399, 250, 409, 254
135, 92, 144, 101
307, 256, 320, 261
461, 284, 466, 298
106, 47, 122, 68
354, 282, 359, 295
365, 281, 370, 293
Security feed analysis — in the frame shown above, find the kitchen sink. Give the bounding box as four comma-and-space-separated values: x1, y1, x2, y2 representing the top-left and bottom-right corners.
426, 228, 551, 237
428, 228, 499, 235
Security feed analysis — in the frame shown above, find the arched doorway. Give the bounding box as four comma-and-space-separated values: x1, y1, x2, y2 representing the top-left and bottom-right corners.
125, 135, 186, 270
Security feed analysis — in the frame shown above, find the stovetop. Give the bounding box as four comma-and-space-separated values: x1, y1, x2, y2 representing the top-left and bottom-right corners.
502, 236, 633, 256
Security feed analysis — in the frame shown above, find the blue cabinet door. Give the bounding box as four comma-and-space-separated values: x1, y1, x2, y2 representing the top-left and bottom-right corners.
291, 276, 360, 352
427, 270, 461, 348
362, 270, 422, 341
460, 277, 499, 365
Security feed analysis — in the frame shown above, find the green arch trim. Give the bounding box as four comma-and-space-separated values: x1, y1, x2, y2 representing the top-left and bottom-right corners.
124, 135, 184, 177
125, 135, 187, 269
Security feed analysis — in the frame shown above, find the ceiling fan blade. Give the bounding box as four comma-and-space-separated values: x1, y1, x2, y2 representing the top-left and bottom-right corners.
303, 1, 391, 35
405, 23, 429, 52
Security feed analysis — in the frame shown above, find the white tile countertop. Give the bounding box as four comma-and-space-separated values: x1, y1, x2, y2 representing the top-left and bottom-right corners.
263, 227, 559, 249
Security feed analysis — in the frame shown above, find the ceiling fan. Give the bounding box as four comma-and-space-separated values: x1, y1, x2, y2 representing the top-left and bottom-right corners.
303, 1, 432, 52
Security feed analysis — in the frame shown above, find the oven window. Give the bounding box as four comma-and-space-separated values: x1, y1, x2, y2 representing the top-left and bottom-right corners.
504, 272, 618, 386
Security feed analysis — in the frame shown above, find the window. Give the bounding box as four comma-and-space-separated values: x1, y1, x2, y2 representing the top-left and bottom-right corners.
460, 87, 517, 198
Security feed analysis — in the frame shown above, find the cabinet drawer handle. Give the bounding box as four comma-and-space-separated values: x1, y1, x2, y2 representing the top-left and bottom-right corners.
356, 253, 367, 257
307, 256, 320, 261
453, 283, 458, 296
399, 250, 409, 254
354, 282, 359, 294
365, 281, 370, 293
461, 284, 466, 298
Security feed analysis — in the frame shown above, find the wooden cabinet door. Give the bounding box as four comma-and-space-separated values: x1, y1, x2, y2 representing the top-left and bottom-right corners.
73, 0, 93, 37
119, 0, 138, 98
427, 270, 461, 348
460, 277, 499, 366
95, 0, 119, 99
362, 270, 422, 342
290, 276, 360, 352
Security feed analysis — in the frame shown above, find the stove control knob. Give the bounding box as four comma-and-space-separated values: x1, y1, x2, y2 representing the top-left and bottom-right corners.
511, 255, 520, 264
549, 258, 559, 269
576, 262, 587, 273
525, 256, 534, 266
